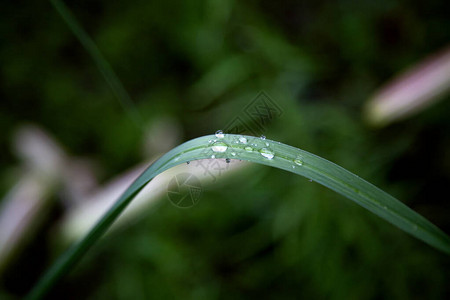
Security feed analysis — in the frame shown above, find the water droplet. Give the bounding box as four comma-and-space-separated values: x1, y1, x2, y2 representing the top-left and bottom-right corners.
186, 161, 190, 165
239, 136, 247, 144
211, 141, 228, 152
225, 158, 231, 163
244, 146, 253, 152
260, 148, 274, 159
211, 154, 216, 159
260, 135, 266, 140
292, 165, 296, 169
215, 130, 224, 139
294, 155, 304, 166
265, 142, 269, 146
231, 152, 236, 156
309, 179, 313, 182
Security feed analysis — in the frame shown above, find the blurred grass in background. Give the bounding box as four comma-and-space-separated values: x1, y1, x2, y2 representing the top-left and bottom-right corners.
1, 0, 450, 299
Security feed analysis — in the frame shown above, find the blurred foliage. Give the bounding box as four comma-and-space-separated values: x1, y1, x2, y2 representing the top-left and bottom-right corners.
1, 0, 450, 299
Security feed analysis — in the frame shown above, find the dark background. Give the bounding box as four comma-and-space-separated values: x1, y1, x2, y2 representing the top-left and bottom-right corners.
1, 0, 449, 299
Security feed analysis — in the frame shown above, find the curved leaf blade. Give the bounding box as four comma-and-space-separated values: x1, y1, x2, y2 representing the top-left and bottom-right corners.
26, 134, 450, 300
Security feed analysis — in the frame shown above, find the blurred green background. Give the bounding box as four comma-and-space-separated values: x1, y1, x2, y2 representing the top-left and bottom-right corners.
1, 0, 450, 299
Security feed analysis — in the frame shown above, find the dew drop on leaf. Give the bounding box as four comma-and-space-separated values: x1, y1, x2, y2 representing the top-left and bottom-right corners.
294, 155, 304, 166
260, 148, 274, 159
211, 141, 228, 152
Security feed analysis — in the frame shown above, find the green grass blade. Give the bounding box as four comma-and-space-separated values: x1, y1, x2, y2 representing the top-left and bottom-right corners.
26, 134, 450, 299
49, 0, 143, 129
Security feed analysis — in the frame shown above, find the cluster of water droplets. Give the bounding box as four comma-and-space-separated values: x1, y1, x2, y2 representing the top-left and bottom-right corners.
208, 131, 307, 169
208, 130, 228, 157
258, 135, 274, 160
240, 135, 275, 160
